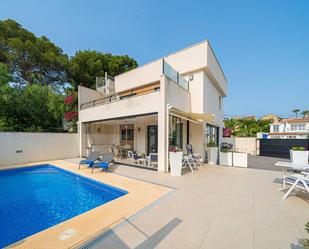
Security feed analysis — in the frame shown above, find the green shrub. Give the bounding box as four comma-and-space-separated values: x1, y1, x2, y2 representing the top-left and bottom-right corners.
292, 146, 306, 151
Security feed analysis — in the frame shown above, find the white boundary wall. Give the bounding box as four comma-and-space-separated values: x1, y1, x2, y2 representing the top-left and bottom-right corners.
0, 132, 79, 166
222, 137, 258, 155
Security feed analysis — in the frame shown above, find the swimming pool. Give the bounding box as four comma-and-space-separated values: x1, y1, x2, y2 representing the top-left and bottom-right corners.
0, 165, 128, 248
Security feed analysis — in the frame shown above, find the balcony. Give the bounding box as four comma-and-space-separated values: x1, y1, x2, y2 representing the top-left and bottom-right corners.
80, 61, 188, 111
80, 82, 160, 110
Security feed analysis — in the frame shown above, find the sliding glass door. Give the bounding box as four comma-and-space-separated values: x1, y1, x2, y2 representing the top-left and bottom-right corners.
147, 125, 158, 154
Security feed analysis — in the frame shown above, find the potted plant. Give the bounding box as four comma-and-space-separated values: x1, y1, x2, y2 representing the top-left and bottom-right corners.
290, 146, 309, 164
219, 142, 233, 166
169, 146, 183, 176
232, 151, 248, 167
207, 140, 218, 165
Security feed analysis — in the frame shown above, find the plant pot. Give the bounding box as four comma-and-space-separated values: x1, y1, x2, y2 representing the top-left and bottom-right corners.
207, 147, 218, 165
290, 150, 309, 164
169, 151, 183, 176
220, 152, 233, 166
232, 152, 248, 167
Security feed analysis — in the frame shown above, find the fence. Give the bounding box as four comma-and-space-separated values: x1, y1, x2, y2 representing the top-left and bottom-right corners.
0, 132, 79, 167
221, 137, 258, 155
260, 139, 309, 158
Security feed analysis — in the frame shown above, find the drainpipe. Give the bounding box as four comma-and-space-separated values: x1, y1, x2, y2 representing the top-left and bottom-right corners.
166, 104, 173, 172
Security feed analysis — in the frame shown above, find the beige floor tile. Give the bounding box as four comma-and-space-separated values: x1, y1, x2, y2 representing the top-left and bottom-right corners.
200, 217, 254, 249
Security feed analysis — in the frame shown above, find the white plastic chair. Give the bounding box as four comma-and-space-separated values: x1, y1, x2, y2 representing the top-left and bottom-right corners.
283, 172, 309, 199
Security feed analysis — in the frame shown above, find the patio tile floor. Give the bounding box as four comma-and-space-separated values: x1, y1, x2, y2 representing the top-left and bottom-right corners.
65, 159, 309, 249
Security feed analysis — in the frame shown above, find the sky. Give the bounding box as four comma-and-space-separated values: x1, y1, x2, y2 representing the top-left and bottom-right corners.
1, 0, 308, 117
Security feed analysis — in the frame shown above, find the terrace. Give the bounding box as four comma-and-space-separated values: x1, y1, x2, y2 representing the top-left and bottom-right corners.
82, 163, 309, 249
53, 160, 309, 248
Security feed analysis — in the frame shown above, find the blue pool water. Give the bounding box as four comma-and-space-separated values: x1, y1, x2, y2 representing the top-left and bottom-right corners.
0, 165, 128, 248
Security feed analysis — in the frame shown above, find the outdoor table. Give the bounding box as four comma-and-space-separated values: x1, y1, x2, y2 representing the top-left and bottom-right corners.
275, 161, 309, 189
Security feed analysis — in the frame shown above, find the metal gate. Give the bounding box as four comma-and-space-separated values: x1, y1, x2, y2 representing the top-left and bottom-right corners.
260, 139, 309, 158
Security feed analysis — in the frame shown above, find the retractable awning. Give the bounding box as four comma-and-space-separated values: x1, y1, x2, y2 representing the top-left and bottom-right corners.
170, 108, 215, 123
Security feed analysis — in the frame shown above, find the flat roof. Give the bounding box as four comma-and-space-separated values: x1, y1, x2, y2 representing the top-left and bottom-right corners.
115, 40, 227, 81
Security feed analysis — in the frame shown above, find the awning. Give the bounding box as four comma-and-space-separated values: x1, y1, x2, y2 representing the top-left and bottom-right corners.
170, 108, 215, 123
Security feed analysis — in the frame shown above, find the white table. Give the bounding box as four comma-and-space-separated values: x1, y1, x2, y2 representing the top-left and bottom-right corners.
275, 161, 309, 189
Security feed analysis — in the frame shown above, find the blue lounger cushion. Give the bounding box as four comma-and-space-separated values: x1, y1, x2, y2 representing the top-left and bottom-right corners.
80, 159, 95, 165
95, 162, 109, 170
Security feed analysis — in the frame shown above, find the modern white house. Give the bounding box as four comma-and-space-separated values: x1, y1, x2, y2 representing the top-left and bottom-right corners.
78, 40, 227, 172
269, 117, 309, 139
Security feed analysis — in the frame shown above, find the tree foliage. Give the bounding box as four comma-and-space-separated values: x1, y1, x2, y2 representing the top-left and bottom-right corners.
0, 19, 69, 88
301, 110, 309, 117
63, 91, 78, 132
0, 62, 11, 85
292, 109, 301, 118
0, 19, 139, 132
224, 118, 271, 137
0, 84, 65, 132
69, 50, 138, 89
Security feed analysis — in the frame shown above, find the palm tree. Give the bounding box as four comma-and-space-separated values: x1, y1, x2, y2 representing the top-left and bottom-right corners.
292, 109, 301, 118
224, 118, 271, 137
223, 118, 240, 135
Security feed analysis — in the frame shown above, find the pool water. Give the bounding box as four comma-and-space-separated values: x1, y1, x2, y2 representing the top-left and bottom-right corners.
0, 165, 128, 248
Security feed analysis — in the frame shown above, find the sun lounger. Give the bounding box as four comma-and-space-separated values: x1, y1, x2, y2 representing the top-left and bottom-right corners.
79, 151, 100, 169
91, 153, 114, 173
283, 172, 309, 199
275, 161, 309, 189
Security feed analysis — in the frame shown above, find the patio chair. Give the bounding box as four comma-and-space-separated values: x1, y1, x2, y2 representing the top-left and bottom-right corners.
79, 151, 100, 169
91, 153, 114, 173
182, 154, 196, 172
147, 153, 158, 168
283, 172, 309, 199
185, 144, 202, 166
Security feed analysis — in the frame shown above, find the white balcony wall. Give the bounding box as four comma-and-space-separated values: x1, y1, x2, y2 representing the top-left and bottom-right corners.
79, 91, 160, 123
78, 86, 103, 110
165, 77, 191, 112
115, 60, 162, 92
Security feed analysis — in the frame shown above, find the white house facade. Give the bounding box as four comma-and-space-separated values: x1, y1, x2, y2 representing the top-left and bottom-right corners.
269, 117, 309, 139
78, 40, 227, 172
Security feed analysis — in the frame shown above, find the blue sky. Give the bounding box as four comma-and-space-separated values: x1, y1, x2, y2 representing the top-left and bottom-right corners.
1, 0, 308, 117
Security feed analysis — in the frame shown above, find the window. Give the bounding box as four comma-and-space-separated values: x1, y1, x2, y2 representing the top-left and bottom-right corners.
219, 96, 222, 110
290, 123, 305, 131
291, 124, 298, 131
298, 124, 305, 130
120, 124, 134, 141
206, 124, 219, 146
273, 125, 279, 132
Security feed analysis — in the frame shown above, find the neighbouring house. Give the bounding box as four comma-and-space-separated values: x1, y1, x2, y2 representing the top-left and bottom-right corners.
261, 114, 280, 123
269, 117, 309, 139
78, 40, 227, 172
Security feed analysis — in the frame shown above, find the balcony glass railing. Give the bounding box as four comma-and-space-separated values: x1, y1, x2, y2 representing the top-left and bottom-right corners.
162, 60, 189, 91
